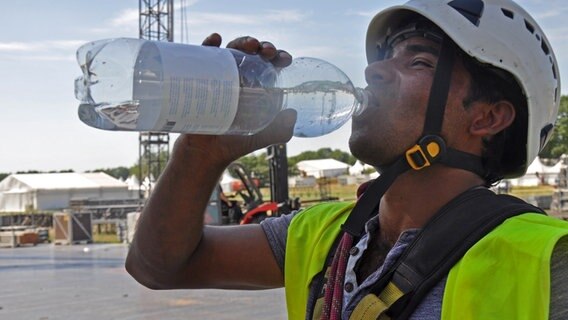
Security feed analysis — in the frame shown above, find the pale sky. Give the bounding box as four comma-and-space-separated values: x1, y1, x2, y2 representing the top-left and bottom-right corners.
1, 0, 567, 173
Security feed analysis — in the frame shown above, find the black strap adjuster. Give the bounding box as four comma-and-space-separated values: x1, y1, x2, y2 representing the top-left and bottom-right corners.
405, 135, 446, 170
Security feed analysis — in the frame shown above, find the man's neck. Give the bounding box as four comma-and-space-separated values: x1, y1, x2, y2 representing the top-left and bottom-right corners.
378, 165, 485, 245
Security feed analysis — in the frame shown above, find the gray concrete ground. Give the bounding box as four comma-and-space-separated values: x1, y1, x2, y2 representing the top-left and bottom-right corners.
0, 243, 286, 320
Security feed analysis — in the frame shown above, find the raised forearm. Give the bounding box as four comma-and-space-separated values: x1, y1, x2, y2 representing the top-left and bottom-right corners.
126, 110, 296, 288
125, 136, 230, 287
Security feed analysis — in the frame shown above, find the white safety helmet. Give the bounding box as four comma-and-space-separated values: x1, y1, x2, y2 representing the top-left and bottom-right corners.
366, 0, 561, 178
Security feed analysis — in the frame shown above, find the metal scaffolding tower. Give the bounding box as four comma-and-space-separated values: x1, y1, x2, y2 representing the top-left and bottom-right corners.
138, 0, 174, 198
139, 0, 174, 42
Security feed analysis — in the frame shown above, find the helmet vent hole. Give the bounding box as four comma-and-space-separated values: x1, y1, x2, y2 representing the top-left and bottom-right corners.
550, 57, 558, 80
540, 124, 554, 152
525, 20, 535, 34
536, 34, 541, 41
541, 40, 550, 55
501, 8, 514, 19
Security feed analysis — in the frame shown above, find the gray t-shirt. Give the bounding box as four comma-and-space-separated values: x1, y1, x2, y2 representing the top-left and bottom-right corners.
261, 211, 568, 319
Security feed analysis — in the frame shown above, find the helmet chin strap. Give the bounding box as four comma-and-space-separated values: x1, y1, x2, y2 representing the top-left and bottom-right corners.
342, 37, 485, 237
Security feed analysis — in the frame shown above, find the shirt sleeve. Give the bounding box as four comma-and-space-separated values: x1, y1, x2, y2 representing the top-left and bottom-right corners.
260, 210, 299, 273
550, 235, 568, 320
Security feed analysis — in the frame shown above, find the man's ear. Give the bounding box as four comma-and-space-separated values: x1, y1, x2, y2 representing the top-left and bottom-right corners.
470, 100, 516, 137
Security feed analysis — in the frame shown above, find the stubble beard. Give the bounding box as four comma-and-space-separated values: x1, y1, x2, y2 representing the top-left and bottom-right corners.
349, 132, 399, 172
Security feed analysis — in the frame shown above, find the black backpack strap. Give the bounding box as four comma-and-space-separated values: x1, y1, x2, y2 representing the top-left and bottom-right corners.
351, 187, 545, 320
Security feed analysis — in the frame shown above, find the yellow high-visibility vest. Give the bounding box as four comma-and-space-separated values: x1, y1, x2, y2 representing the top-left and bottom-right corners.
285, 202, 568, 320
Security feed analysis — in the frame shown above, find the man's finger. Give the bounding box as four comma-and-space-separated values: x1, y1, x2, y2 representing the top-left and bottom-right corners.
258, 41, 278, 60
270, 50, 293, 68
226, 36, 261, 54
202, 33, 222, 47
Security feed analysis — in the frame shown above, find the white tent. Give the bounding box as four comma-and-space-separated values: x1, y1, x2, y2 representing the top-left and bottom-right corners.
508, 157, 562, 187
0, 172, 136, 212
349, 160, 376, 176
125, 174, 140, 190
349, 161, 365, 175
296, 159, 350, 179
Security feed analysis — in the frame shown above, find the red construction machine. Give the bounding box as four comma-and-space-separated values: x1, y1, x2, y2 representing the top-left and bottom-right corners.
204, 144, 301, 225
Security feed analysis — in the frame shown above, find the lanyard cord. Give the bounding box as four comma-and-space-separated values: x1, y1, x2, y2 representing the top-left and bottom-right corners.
320, 233, 354, 320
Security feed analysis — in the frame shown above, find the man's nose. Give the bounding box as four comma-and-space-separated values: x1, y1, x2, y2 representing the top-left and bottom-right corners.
365, 60, 393, 86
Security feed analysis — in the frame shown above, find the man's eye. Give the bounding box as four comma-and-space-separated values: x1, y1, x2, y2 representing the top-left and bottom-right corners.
411, 59, 433, 68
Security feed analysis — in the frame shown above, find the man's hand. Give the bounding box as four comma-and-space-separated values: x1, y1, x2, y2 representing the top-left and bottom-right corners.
173, 34, 297, 168
173, 109, 296, 168
203, 33, 293, 68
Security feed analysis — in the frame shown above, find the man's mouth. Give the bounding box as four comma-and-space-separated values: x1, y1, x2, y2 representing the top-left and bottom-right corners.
352, 88, 379, 121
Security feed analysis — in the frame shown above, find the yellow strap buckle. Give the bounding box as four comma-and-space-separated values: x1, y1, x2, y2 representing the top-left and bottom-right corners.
405, 135, 445, 171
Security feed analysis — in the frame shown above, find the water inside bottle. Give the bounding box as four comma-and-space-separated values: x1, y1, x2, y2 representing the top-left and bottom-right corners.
230, 80, 359, 137
228, 87, 284, 135
76, 38, 151, 131
78, 101, 141, 130
282, 80, 358, 137
276, 57, 362, 137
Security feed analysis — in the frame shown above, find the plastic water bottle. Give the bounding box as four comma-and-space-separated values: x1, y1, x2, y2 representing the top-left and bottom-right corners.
74, 38, 368, 138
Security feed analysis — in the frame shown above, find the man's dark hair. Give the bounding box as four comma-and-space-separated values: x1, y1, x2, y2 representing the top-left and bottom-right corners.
460, 54, 528, 185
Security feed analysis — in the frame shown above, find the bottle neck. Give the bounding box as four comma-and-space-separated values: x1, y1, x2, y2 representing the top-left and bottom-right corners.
354, 87, 369, 117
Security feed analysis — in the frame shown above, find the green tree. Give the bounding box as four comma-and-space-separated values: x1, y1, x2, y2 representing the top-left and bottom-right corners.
48, 169, 74, 173
88, 167, 131, 180
0, 173, 10, 182
238, 152, 270, 185
16, 170, 42, 174
130, 150, 170, 182
14, 169, 74, 174
540, 96, 568, 159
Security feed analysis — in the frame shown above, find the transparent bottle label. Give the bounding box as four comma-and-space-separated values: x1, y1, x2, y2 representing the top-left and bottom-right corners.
154, 43, 240, 134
